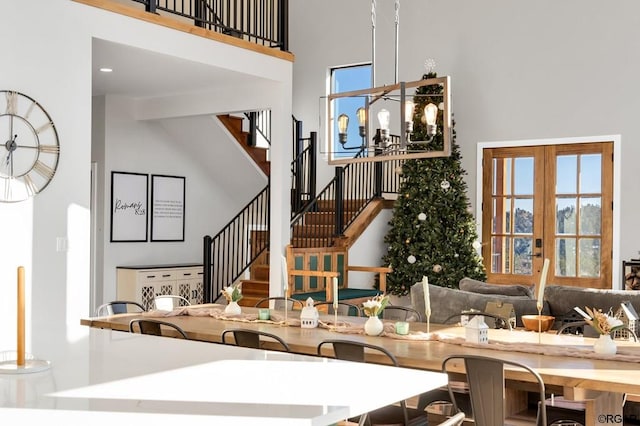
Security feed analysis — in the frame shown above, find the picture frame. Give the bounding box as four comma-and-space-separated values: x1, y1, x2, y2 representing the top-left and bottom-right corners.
151, 174, 185, 242
110, 171, 149, 242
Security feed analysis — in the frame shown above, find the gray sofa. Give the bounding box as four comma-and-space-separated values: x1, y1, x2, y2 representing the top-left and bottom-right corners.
410, 278, 640, 329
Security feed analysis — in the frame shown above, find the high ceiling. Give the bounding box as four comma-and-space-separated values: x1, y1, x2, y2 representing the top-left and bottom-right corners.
92, 38, 251, 98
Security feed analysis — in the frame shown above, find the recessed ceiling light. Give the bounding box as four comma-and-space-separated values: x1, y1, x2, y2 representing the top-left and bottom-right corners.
99, 67, 113, 73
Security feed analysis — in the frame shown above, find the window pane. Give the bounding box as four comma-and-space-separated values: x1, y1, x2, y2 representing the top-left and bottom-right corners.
492, 197, 508, 234
493, 158, 511, 196
491, 236, 511, 274
556, 155, 577, 194
514, 198, 533, 234
556, 198, 576, 234
580, 154, 601, 194
579, 238, 600, 278
513, 157, 533, 195
580, 197, 601, 235
513, 237, 533, 275
556, 238, 576, 277
331, 64, 371, 155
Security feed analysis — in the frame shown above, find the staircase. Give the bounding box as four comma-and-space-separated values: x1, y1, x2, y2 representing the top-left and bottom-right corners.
218, 114, 270, 176
239, 250, 271, 307
206, 114, 400, 306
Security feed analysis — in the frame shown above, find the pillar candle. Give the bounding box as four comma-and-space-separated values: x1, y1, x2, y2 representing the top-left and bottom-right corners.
332, 277, 338, 309
422, 275, 431, 319
537, 258, 550, 313
17, 266, 25, 367
281, 255, 288, 297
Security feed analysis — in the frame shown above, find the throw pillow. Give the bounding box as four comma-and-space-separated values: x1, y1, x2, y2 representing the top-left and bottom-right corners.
459, 277, 534, 298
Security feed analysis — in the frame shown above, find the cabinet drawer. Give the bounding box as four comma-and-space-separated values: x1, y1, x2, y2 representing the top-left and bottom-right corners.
137, 270, 177, 283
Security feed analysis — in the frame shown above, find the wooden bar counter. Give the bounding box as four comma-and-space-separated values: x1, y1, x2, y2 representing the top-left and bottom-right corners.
81, 304, 640, 426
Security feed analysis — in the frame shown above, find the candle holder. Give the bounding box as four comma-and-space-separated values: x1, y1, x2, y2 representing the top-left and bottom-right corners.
258, 308, 270, 320
0, 267, 50, 374
0, 356, 50, 374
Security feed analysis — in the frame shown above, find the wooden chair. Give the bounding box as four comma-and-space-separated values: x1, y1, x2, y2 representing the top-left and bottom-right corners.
254, 297, 304, 311
128, 318, 189, 339
286, 244, 391, 306
314, 301, 361, 316
442, 354, 547, 426
381, 305, 423, 322
221, 329, 290, 352
317, 339, 429, 426
153, 295, 190, 311
95, 300, 145, 316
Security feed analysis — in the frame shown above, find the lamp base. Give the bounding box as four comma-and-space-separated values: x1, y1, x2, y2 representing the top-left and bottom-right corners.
0, 359, 50, 374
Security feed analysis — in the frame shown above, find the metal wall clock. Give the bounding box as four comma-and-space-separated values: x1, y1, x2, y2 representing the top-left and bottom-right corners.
1, 90, 60, 202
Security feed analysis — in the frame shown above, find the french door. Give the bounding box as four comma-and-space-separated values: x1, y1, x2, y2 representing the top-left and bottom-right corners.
481, 142, 613, 289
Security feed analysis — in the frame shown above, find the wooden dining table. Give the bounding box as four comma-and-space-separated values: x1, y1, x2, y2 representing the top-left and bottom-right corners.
81, 303, 640, 426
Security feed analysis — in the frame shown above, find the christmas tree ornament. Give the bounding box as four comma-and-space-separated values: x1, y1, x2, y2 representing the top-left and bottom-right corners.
454, 253, 459, 258
418, 212, 427, 221
433, 264, 442, 273
424, 58, 437, 73
395, 166, 403, 175
440, 180, 450, 190
405, 239, 410, 244
472, 241, 482, 250
407, 255, 416, 264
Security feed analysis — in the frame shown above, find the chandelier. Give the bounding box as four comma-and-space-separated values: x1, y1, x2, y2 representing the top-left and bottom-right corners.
326, 1, 452, 165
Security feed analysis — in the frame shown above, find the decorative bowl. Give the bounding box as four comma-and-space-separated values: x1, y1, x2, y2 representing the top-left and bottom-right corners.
521, 315, 555, 332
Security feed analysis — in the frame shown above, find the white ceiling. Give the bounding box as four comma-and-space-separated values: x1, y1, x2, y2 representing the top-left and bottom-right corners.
92, 38, 250, 98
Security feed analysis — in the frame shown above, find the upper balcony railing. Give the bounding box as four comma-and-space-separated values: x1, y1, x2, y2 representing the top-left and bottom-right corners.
134, 0, 288, 51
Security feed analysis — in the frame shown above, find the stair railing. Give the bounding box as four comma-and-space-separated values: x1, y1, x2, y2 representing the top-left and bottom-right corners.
290, 146, 369, 248
203, 184, 270, 303
291, 117, 316, 217
136, 0, 288, 50
245, 110, 271, 148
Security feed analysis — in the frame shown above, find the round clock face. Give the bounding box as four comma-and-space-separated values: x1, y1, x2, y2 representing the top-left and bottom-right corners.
0, 90, 60, 202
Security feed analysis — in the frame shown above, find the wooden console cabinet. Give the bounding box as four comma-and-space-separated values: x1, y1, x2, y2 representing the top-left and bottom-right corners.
116, 264, 203, 310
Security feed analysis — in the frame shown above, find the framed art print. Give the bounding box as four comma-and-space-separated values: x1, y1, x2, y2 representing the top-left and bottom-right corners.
151, 174, 185, 242
110, 171, 148, 242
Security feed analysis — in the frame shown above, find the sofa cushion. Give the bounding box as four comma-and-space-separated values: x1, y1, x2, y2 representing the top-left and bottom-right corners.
411, 282, 549, 327
459, 277, 534, 298
544, 285, 640, 318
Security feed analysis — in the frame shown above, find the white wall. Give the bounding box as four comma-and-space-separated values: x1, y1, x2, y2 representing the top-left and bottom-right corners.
0, 0, 291, 355
98, 96, 266, 303
290, 0, 640, 281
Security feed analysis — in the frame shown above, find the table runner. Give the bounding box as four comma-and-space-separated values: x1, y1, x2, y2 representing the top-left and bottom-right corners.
144, 306, 640, 363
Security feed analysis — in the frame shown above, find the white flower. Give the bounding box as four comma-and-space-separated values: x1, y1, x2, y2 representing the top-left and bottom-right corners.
362, 300, 380, 310
607, 316, 623, 329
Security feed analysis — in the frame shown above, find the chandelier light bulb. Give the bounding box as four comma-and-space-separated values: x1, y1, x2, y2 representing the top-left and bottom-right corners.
424, 103, 438, 138
404, 100, 415, 135
424, 103, 438, 126
337, 113, 349, 144
377, 109, 390, 130
356, 107, 367, 138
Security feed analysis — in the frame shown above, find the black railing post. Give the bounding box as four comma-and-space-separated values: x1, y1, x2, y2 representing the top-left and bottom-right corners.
145, 0, 156, 13
334, 167, 344, 236
374, 129, 383, 197
278, 0, 289, 51
194, 0, 204, 28
203, 235, 212, 303
309, 131, 317, 201
248, 111, 257, 147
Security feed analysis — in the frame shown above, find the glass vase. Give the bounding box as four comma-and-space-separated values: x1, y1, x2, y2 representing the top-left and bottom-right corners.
593, 334, 617, 355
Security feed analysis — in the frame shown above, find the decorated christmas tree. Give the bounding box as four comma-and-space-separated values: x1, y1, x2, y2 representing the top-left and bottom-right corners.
382, 61, 486, 296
